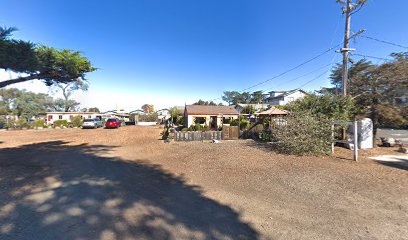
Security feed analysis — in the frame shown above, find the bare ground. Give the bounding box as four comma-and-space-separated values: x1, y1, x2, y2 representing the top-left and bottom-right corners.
0, 126, 407, 240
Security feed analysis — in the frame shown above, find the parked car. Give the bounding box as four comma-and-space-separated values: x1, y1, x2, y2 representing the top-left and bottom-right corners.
105, 118, 121, 128
82, 118, 103, 129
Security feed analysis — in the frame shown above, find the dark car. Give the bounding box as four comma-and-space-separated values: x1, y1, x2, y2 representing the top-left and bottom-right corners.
105, 118, 121, 128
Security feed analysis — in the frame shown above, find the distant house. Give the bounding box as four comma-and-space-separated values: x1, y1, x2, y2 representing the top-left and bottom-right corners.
235, 103, 269, 114
101, 110, 130, 122
157, 109, 170, 121
184, 105, 239, 129
46, 112, 102, 124
264, 89, 308, 106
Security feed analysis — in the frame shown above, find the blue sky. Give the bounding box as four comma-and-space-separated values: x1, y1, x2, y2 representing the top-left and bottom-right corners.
1, 0, 408, 110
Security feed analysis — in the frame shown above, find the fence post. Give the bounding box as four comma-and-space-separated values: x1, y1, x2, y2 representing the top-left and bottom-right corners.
353, 120, 358, 161
331, 124, 335, 156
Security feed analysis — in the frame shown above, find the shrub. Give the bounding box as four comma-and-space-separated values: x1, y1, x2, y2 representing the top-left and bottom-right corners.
0, 116, 7, 129
181, 128, 188, 132
175, 116, 184, 126
17, 118, 29, 129
230, 117, 250, 129
54, 120, 68, 127
194, 124, 202, 131
31, 120, 45, 128
260, 130, 272, 142
70, 115, 83, 127
271, 112, 332, 156
138, 113, 158, 122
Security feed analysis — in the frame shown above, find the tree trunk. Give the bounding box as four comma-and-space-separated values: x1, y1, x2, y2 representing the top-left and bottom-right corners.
0, 75, 41, 88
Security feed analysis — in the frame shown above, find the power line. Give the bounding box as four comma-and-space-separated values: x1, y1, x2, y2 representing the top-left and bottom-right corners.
298, 69, 331, 89
208, 43, 344, 102
263, 62, 335, 92
351, 53, 393, 61
360, 35, 408, 50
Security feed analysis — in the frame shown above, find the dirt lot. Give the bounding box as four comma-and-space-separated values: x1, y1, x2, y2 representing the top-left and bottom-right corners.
1, 126, 407, 240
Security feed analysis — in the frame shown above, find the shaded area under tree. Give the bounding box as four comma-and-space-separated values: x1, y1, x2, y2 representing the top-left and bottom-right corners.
0, 141, 258, 240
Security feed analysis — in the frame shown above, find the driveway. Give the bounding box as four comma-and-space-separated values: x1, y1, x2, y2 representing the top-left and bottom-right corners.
1, 127, 408, 239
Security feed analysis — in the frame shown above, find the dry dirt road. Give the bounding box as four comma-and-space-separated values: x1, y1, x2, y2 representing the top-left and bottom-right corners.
0, 126, 407, 240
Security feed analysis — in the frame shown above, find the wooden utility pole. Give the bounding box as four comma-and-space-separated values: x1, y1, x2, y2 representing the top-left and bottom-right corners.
341, 0, 352, 96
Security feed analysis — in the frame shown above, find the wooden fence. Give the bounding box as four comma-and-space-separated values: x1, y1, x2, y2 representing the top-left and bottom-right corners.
175, 131, 222, 141
174, 126, 239, 141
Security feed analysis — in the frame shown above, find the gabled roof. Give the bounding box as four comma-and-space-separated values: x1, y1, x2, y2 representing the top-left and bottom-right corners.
185, 105, 239, 115
46, 112, 102, 114
266, 89, 308, 100
255, 107, 288, 115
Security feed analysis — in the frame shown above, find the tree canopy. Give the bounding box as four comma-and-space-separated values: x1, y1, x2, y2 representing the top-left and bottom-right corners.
329, 52, 408, 138
0, 26, 96, 88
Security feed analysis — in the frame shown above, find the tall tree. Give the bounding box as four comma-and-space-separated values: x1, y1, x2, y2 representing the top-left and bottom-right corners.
53, 79, 88, 112
251, 91, 265, 103
193, 99, 219, 106
13, 91, 51, 118
0, 27, 96, 88
222, 91, 240, 105
88, 107, 100, 113
141, 104, 154, 113
330, 52, 408, 143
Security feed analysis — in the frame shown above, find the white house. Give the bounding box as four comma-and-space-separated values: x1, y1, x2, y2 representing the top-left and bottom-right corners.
264, 89, 308, 106
46, 112, 102, 124
184, 105, 239, 129
157, 109, 171, 121
235, 103, 269, 113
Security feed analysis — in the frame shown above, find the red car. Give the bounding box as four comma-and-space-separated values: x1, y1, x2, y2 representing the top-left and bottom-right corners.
105, 118, 121, 128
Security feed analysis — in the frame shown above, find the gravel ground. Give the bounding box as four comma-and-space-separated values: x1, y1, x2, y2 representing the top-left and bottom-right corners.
0, 126, 407, 240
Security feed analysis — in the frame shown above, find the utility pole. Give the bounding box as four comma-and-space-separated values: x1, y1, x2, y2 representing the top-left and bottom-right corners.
341, 0, 352, 96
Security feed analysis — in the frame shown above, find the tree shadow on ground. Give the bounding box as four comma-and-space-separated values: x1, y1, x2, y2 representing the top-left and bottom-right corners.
375, 157, 408, 171
0, 141, 259, 240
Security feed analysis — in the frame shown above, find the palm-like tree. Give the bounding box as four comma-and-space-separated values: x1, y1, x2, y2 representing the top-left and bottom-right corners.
0, 26, 18, 40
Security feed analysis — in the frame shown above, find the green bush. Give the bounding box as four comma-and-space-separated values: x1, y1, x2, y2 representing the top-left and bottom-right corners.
138, 113, 158, 122
0, 116, 7, 129
31, 120, 45, 128
70, 116, 83, 127
17, 118, 29, 129
181, 128, 188, 132
260, 130, 272, 142
54, 120, 68, 127
230, 117, 249, 129
271, 112, 332, 156
175, 116, 184, 126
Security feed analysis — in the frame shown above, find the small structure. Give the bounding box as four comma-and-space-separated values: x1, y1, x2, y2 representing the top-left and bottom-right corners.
255, 107, 289, 116
264, 89, 308, 106
235, 103, 269, 114
184, 105, 239, 129
255, 107, 289, 126
46, 112, 102, 124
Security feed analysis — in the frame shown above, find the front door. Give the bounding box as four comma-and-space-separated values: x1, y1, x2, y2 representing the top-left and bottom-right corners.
210, 116, 217, 129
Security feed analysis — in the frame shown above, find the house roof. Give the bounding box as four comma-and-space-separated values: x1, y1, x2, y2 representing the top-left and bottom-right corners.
266, 89, 308, 101
255, 107, 288, 115
185, 105, 239, 115
46, 112, 102, 115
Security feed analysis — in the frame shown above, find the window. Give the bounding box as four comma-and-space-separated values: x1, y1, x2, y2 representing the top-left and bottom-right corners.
223, 117, 231, 124
59, 115, 63, 120
194, 117, 206, 124
287, 97, 294, 102
88, 115, 92, 119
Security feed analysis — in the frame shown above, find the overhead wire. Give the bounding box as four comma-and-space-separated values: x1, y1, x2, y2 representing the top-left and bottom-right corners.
360, 35, 408, 50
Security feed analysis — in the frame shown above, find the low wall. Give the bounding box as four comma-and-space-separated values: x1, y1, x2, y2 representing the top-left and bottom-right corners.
136, 122, 157, 126
175, 131, 222, 141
